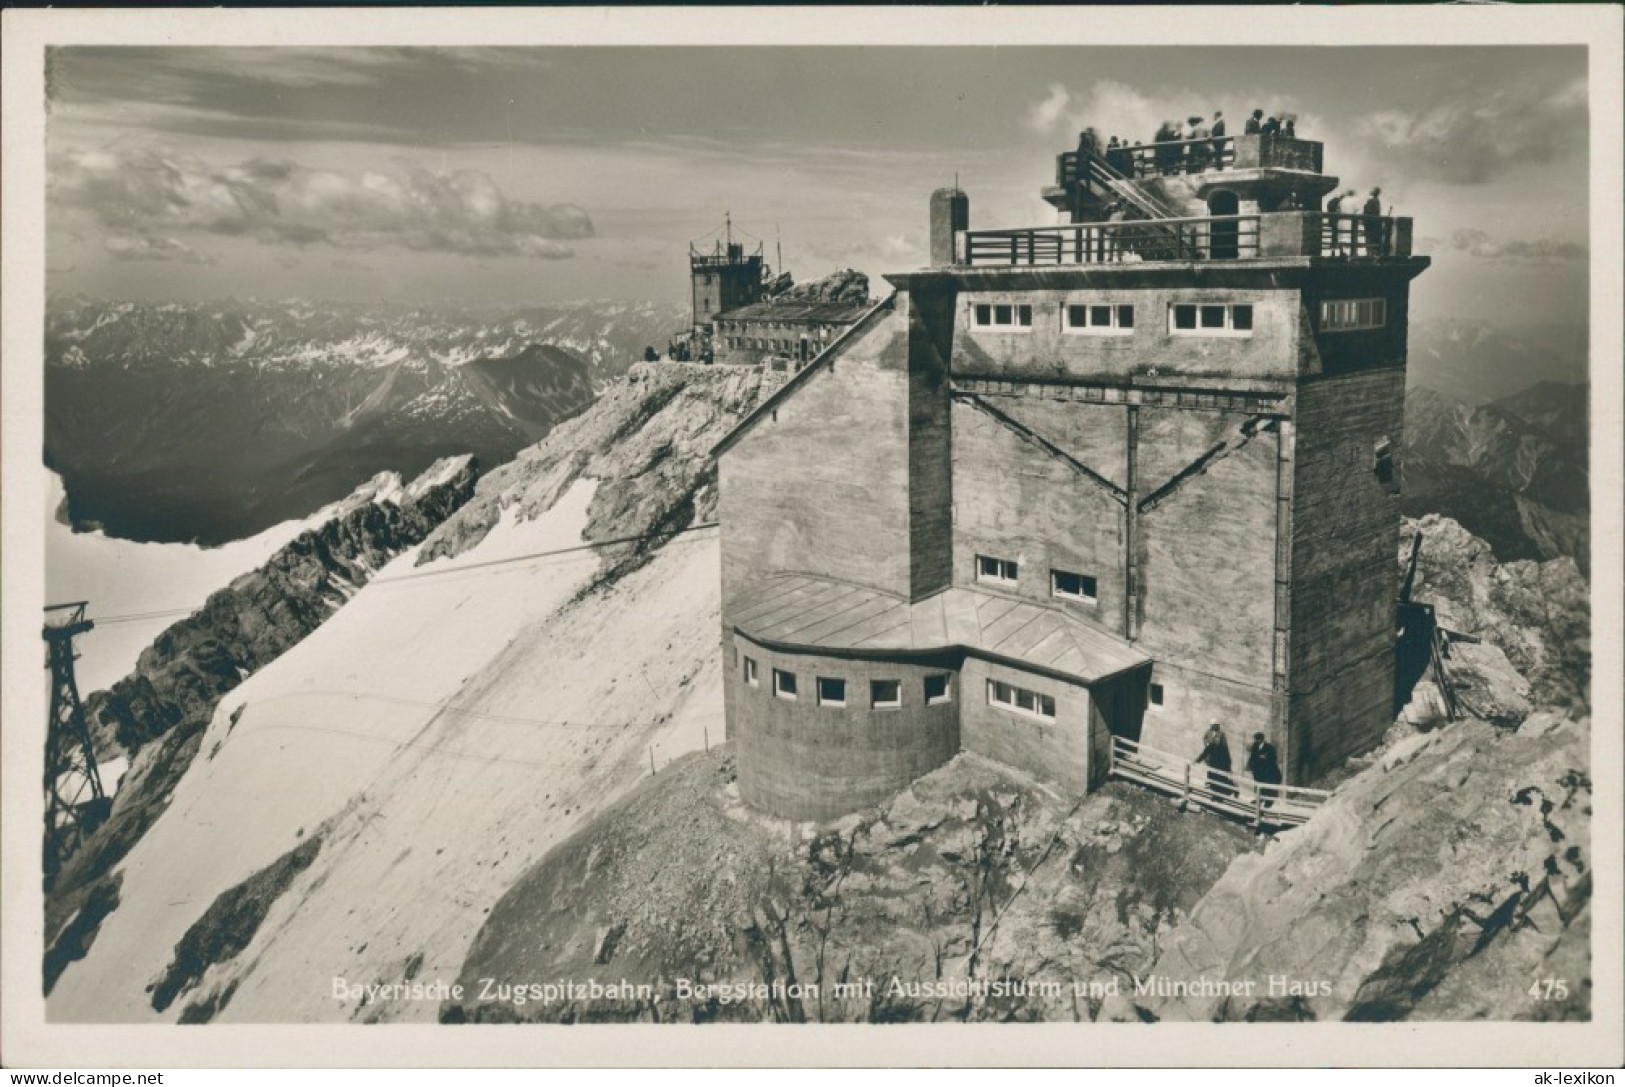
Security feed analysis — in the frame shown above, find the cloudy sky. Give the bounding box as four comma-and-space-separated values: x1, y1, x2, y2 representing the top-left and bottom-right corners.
45, 45, 1589, 324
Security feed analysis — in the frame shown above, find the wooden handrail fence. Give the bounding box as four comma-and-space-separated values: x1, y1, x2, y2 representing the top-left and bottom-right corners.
1107, 735, 1331, 831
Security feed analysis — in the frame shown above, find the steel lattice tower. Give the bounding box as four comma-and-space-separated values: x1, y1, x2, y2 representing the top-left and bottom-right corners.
44, 601, 109, 888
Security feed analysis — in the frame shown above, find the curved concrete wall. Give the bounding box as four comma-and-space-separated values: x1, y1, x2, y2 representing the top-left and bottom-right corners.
726, 634, 960, 821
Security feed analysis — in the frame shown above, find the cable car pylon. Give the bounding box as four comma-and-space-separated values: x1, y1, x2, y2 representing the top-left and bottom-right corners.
44, 601, 110, 889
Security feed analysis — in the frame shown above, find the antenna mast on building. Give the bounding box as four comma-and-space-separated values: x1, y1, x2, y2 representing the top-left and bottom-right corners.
43, 601, 109, 888
776, 223, 783, 279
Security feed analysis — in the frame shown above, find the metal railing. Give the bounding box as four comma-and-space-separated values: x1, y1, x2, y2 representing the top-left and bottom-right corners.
1083, 154, 1184, 222
1109, 735, 1331, 830
1059, 138, 1236, 186
1057, 133, 1323, 187
1321, 213, 1400, 259
959, 215, 1260, 266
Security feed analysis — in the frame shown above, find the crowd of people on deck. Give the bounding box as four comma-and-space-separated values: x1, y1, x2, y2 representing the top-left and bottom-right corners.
1076, 108, 1304, 178
1071, 108, 1393, 255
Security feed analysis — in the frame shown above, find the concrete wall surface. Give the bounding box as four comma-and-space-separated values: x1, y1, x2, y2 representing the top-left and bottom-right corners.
727, 634, 960, 821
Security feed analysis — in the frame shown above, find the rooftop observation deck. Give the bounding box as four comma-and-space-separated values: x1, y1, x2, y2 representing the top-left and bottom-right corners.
955, 210, 1415, 266
1053, 131, 1325, 190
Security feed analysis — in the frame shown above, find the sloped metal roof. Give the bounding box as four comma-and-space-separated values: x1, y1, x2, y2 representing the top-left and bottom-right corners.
729, 573, 1148, 684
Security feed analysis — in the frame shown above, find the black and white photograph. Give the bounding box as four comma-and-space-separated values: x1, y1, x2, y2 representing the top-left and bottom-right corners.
2, 5, 1620, 1070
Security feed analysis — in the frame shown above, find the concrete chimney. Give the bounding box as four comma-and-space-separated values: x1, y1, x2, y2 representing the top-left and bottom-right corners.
929, 188, 969, 267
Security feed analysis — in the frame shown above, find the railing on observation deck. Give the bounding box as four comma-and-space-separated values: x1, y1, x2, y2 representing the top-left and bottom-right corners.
1321, 213, 1403, 259
1108, 735, 1331, 831
961, 215, 1260, 265
1057, 132, 1324, 187
955, 211, 1412, 266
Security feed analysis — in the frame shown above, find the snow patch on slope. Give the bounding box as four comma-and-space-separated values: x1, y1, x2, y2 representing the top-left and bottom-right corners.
48, 478, 726, 1023
46, 472, 325, 696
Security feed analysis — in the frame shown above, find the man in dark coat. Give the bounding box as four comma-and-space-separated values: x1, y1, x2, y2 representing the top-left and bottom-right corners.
1154, 120, 1178, 173
1261, 115, 1281, 137
1246, 732, 1283, 807
1245, 109, 1263, 134
1195, 722, 1235, 800
1363, 186, 1386, 254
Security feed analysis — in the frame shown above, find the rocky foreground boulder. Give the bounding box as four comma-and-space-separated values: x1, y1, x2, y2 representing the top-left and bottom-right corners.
443, 750, 1253, 1024
1130, 712, 1589, 1022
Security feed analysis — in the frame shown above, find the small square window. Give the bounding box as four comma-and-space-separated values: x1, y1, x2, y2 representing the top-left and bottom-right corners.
994, 304, 1013, 326
976, 555, 1018, 584
1117, 304, 1135, 329
773, 669, 798, 700
817, 676, 846, 707
744, 656, 759, 686
925, 674, 952, 705
1016, 305, 1033, 327
1148, 682, 1164, 709
1231, 304, 1254, 331
1066, 304, 1088, 328
1173, 304, 1197, 330
975, 303, 992, 325
1200, 305, 1227, 329
1052, 570, 1098, 602
871, 679, 902, 709
1089, 305, 1113, 327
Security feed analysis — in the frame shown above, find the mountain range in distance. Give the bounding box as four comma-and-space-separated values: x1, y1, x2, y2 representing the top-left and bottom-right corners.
44, 298, 1590, 567
46, 296, 687, 545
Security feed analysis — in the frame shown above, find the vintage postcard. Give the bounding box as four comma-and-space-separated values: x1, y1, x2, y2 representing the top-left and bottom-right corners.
2, 5, 1620, 1070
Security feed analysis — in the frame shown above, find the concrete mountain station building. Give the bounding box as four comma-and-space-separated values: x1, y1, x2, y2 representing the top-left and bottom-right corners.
714, 127, 1428, 822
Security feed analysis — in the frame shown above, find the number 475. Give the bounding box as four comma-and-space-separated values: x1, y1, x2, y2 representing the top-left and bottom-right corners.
1529, 978, 1570, 1000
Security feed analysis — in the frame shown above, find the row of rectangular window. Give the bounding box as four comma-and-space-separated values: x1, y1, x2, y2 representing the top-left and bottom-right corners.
987, 679, 1056, 721
745, 657, 1061, 725
744, 657, 953, 709
968, 298, 1387, 335
975, 554, 1098, 603
970, 301, 1251, 336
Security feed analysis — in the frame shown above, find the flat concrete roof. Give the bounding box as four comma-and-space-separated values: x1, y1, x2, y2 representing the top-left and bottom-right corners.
730, 573, 1149, 685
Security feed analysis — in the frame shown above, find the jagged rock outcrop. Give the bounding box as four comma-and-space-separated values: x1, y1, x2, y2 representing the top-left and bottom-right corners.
1129, 713, 1590, 1022
771, 269, 870, 306
443, 751, 1253, 1024
1402, 514, 1589, 713
46, 458, 479, 978
417, 362, 787, 581
87, 458, 479, 756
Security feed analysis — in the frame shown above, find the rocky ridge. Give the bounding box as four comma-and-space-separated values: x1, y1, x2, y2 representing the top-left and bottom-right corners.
46, 457, 479, 987
417, 362, 788, 583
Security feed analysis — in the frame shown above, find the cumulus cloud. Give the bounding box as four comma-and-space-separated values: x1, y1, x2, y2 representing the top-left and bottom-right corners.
1026, 83, 1073, 134
1356, 77, 1586, 184
1448, 228, 1587, 264
50, 146, 593, 260
103, 233, 217, 264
